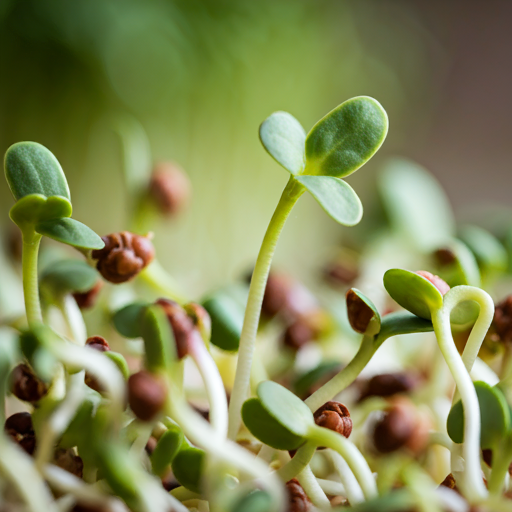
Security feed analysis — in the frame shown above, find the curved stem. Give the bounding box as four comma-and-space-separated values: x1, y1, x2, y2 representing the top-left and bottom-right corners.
305, 335, 374, 412
139, 261, 188, 305
296, 465, 331, 509
488, 436, 512, 495
22, 233, 43, 326
308, 425, 377, 500
431, 307, 487, 501
228, 177, 304, 440
275, 442, 316, 482
330, 450, 365, 505
188, 331, 228, 437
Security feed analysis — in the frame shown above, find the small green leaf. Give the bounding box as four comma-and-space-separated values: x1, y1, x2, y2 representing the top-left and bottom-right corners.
383, 269, 444, 320
113, 302, 149, 339
433, 239, 481, 288
346, 288, 381, 336
231, 490, 272, 512
151, 425, 184, 477
304, 96, 388, 179
295, 175, 362, 226
242, 397, 305, 450
172, 447, 205, 494
105, 352, 130, 380
140, 304, 175, 372
447, 381, 510, 449
459, 225, 508, 274
9, 194, 72, 231
41, 259, 99, 294
293, 361, 341, 399
259, 111, 306, 175
379, 158, 455, 251
202, 294, 244, 352
35, 218, 105, 250
19, 329, 57, 382
4, 142, 70, 201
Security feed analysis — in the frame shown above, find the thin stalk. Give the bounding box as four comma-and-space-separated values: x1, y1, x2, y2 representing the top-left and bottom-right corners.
188, 331, 228, 437
296, 465, 331, 509
488, 436, 512, 494
501, 345, 512, 381
308, 425, 377, 500
228, 177, 305, 440
330, 450, 365, 505
275, 442, 316, 482
305, 335, 374, 412
22, 233, 43, 326
59, 295, 87, 346
257, 444, 275, 463
431, 307, 487, 501
139, 261, 187, 304
316, 478, 346, 497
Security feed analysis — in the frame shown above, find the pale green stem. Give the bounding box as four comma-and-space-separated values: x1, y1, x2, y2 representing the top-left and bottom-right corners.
316, 478, 346, 497
428, 431, 454, 451
275, 442, 316, 482
431, 306, 487, 501
308, 425, 377, 500
188, 331, 228, 437
171, 487, 202, 501
228, 177, 305, 440
296, 465, 331, 509
305, 335, 374, 413
330, 450, 364, 505
139, 261, 188, 304
501, 345, 512, 381
257, 444, 275, 463
22, 233, 43, 326
59, 295, 87, 346
488, 436, 512, 495
0, 435, 57, 512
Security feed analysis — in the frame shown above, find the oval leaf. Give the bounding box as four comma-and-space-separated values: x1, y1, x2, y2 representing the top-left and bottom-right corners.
295, 175, 362, 226
459, 225, 508, 274
105, 351, 130, 380
447, 381, 510, 449
10, 194, 72, 231
346, 288, 381, 336
383, 269, 444, 320
4, 142, 70, 201
304, 96, 388, 178
172, 447, 205, 494
140, 304, 175, 372
35, 218, 105, 250
113, 302, 149, 339
151, 425, 184, 477
202, 294, 244, 352
232, 490, 272, 512
41, 259, 99, 294
259, 111, 306, 175
433, 239, 481, 288
241, 397, 305, 450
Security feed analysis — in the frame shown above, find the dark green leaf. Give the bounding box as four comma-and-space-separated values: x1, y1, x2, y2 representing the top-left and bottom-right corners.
259, 111, 306, 175
383, 269, 444, 320
447, 381, 510, 449
140, 304, 175, 372
304, 96, 388, 178
293, 361, 342, 399
346, 288, 381, 336
4, 142, 70, 201
35, 218, 105, 250
295, 175, 362, 226
346, 489, 414, 512
241, 398, 305, 450
202, 294, 244, 352
105, 352, 129, 380
9, 194, 72, 231
113, 302, 149, 339
151, 425, 184, 477
41, 259, 99, 294
172, 447, 205, 494
231, 490, 272, 512
379, 158, 455, 251
459, 225, 508, 274
19, 329, 57, 382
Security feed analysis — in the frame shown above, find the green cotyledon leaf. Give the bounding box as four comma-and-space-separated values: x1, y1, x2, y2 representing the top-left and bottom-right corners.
304, 96, 388, 179
35, 218, 104, 250
4, 142, 70, 201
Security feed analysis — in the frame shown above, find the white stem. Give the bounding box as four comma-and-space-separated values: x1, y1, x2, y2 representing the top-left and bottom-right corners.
428, 431, 454, 451
189, 331, 228, 437
0, 436, 57, 512
61, 295, 87, 346
330, 450, 365, 505
296, 465, 331, 509
35, 373, 86, 470
316, 478, 346, 497
432, 307, 487, 501
257, 444, 276, 463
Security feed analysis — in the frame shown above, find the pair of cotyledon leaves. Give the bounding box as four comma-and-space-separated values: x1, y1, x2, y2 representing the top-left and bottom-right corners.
4, 142, 104, 250
260, 96, 388, 226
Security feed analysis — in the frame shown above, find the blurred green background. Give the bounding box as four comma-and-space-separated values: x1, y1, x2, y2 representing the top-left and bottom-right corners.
0, 0, 509, 297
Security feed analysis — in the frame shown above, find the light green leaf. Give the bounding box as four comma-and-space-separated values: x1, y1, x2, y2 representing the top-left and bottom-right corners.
4, 142, 70, 201
459, 225, 508, 274
105, 352, 130, 380
41, 259, 99, 294
113, 302, 149, 339
295, 175, 362, 226
379, 158, 455, 251
172, 447, 205, 494
35, 218, 104, 250
304, 96, 388, 178
140, 304, 175, 372
151, 425, 184, 477
259, 111, 306, 175
9, 194, 72, 231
